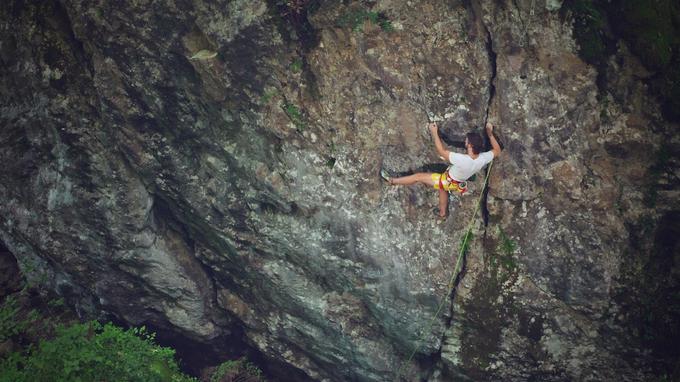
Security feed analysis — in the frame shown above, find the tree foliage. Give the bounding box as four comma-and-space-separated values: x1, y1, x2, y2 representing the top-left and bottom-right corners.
0, 321, 196, 382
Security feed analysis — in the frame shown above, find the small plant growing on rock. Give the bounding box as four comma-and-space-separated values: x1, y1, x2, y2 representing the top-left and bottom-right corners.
0, 296, 32, 342
337, 9, 393, 32
282, 102, 306, 131
460, 230, 474, 254
260, 89, 278, 104
486, 227, 519, 282
498, 227, 517, 256
289, 58, 303, 73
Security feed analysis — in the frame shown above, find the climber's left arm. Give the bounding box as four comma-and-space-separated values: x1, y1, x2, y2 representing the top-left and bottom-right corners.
429, 123, 450, 160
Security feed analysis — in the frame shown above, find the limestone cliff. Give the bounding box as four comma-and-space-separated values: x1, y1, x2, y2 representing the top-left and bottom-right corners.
1, 0, 678, 381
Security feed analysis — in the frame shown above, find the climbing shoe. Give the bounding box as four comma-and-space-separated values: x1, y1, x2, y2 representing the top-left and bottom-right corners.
433, 208, 448, 223
380, 169, 392, 183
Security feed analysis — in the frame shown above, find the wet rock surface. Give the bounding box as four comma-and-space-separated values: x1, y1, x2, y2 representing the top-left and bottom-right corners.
1, 0, 678, 381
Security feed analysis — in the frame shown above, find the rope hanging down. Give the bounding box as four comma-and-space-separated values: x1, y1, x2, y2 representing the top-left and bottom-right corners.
395, 160, 494, 380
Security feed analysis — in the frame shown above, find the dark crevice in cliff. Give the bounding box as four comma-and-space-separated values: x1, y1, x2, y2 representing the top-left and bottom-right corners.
632, 209, 680, 377
427, 8, 500, 380
266, 0, 322, 100
560, 1, 617, 97
268, 0, 321, 52
48, 0, 94, 78
0, 239, 24, 298
481, 22, 497, 228
144, 319, 313, 382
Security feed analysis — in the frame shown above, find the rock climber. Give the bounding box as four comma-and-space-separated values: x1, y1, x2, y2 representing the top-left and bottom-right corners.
381, 122, 502, 220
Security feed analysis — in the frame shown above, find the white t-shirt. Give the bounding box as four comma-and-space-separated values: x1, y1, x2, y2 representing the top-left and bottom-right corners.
447, 151, 494, 181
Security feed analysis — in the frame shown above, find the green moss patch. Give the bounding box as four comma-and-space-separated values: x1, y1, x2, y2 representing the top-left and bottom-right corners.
562, 0, 614, 66
563, 0, 680, 121
337, 8, 394, 32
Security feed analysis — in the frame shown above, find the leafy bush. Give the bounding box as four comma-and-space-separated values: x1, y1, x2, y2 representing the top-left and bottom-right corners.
565, 0, 680, 121
611, 0, 678, 71
0, 296, 37, 343
210, 357, 263, 382
0, 297, 23, 342
0, 321, 196, 382
563, 0, 612, 66
610, 0, 680, 120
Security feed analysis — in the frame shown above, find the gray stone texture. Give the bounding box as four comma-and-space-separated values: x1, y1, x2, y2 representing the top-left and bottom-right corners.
1, 0, 678, 381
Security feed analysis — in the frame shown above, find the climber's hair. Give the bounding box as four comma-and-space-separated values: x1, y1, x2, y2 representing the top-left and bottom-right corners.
466, 131, 484, 155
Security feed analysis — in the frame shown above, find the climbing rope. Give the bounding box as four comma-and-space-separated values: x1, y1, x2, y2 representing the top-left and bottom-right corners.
395, 160, 494, 380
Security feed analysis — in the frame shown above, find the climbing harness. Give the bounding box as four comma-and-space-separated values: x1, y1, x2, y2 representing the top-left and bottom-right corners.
395, 160, 494, 380
437, 166, 468, 195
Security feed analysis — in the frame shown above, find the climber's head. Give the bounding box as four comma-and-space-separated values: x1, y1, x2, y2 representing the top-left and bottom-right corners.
465, 131, 484, 155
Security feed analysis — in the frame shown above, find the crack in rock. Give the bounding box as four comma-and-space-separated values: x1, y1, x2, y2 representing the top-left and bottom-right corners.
481, 19, 498, 228
426, 7, 500, 381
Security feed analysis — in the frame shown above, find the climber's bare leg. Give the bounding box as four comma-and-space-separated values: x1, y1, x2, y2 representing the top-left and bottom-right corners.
438, 189, 449, 218
389, 173, 436, 187
389, 173, 447, 218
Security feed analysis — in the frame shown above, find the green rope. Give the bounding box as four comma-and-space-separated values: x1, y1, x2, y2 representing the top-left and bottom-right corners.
395, 161, 494, 380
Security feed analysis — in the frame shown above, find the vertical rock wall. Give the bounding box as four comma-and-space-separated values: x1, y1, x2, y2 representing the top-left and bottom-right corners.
0, 0, 677, 381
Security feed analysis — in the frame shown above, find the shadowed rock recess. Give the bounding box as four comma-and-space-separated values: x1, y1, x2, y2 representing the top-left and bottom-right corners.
1, 0, 679, 381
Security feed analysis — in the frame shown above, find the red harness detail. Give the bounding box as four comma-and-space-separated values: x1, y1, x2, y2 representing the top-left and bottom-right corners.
442, 167, 468, 194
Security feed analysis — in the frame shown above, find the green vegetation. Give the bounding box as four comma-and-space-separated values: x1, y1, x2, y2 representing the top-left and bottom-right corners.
17, 257, 48, 291
498, 227, 517, 257
282, 102, 306, 131
610, 0, 680, 120
460, 230, 474, 254
211, 357, 263, 382
289, 58, 303, 73
564, 0, 680, 120
260, 89, 278, 104
1, 292, 267, 382
612, 0, 678, 70
0, 296, 35, 342
487, 227, 518, 282
563, 0, 611, 65
337, 9, 394, 32
47, 297, 65, 308
0, 321, 196, 382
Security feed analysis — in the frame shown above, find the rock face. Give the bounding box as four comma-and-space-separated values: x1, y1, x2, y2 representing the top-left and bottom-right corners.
1, 0, 678, 381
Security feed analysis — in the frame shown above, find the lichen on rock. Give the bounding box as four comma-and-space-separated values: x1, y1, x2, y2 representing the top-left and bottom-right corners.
0, 0, 679, 381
